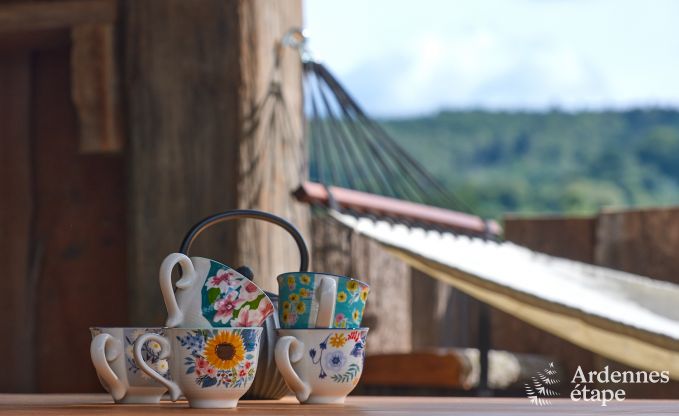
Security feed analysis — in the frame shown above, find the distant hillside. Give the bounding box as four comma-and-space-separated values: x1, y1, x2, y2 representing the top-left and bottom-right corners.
379, 109, 679, 219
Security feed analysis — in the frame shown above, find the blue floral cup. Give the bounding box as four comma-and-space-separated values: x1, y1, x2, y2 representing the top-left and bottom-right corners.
277, 273, 369, 329
275, 328, 368, 404
89, 327, 170, 404
134, 328, 262, 409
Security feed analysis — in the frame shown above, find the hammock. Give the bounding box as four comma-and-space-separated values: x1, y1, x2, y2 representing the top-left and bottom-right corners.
332, 211, 679, 379
284, 29, 679, 379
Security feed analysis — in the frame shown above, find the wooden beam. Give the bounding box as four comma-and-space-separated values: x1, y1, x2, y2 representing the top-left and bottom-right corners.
0, 52, 34, 392
0, 1, 123, 153
0, 29, 70, 52
296, 181, 502, 236
0, 0, 117, 34
71, 23, 124, 153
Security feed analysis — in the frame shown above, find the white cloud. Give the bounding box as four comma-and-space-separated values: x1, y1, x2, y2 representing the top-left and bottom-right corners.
338, 29, 607, 114
304, 0, 679, 116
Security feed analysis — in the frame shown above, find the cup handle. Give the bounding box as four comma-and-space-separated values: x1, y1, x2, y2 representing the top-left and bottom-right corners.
134, 333, 181, 401
90, 333, 126, 401
275, 336, 311, 403
160, 253, 197, 328
315, 276, 337, 327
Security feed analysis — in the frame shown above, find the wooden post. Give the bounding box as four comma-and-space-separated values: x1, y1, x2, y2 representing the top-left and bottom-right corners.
71, 22, 123, 153
123, 0, 306, 324
235, 0, 308, 292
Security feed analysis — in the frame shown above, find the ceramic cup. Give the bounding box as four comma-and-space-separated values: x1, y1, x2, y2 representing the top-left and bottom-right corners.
160, 253, 274, 328
134, 327, 262, 409
277, 273, 370, 329
275, 328, 368, 404
89, 327, 169, 404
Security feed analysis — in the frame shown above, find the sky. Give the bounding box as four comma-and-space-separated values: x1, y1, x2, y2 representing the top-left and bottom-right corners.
304, 0, 679, 117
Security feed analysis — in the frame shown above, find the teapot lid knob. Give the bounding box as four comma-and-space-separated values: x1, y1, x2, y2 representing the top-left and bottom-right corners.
235, 265, 254, 280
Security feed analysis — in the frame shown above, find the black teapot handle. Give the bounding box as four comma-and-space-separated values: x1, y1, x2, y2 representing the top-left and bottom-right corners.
179, 209, 309, 272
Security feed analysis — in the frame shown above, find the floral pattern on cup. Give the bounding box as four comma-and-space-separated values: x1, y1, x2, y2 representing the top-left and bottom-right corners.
177, 329, 259, 389
308, 330, 367, 383
278, 273, 369, 329
280, 273, 314, 327
201, 260, 274, 327
122, 329, 171, 381
333, 279, 369, 328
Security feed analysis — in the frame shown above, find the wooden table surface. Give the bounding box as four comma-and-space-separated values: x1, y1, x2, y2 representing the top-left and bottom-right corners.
1, 394, 678, 415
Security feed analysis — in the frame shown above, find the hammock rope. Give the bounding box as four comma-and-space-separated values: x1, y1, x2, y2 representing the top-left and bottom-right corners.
288, 32, 477, 215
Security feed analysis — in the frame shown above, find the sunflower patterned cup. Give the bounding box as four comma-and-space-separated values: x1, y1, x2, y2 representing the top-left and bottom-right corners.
134, 328, 263, 409
89, 327, 170, 404
275, 328, 368, 404
277, 273, 369, 329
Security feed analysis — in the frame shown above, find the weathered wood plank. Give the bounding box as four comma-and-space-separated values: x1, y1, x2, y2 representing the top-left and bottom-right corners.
489, 306, 596, 386
360, 352, 464, 388
0, 0, 116, 33
503, 215, 596, 263
71, 23, 123, 153
0, 29, 69, 52
234, 0, 308, 292
4, 394, 679, 415
595, 207, 679, 285
503, 209, 679, 398
124, 0, 243, 324
31, 46, 127, 392
410, 268, 442, 347
594, 207, 679, 398
0, 52, 34, 392
124, 0, 306, 323
499, 214, 602, 393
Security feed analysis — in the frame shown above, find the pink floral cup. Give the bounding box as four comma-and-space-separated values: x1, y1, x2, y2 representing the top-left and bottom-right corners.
160, 253, 274, 328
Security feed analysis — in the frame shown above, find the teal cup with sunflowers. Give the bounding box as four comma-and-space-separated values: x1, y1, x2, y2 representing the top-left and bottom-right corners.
277, 272, 370, 329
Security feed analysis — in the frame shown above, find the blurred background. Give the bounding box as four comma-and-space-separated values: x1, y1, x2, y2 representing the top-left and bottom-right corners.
2, 0, 679, 399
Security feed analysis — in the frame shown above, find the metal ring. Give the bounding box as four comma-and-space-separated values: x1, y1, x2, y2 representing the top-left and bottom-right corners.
282, 27, 315, 63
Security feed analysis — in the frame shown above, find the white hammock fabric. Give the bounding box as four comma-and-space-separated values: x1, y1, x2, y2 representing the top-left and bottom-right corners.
333, 212, 679, 379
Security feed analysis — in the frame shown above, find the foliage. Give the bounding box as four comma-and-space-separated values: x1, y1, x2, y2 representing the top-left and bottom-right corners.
377, 108, 679, 219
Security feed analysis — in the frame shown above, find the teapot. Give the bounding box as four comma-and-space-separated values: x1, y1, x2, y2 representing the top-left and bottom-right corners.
160, 209, 309, 328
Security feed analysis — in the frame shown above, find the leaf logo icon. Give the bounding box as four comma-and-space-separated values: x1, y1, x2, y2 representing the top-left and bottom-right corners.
525, 362, 560, 406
